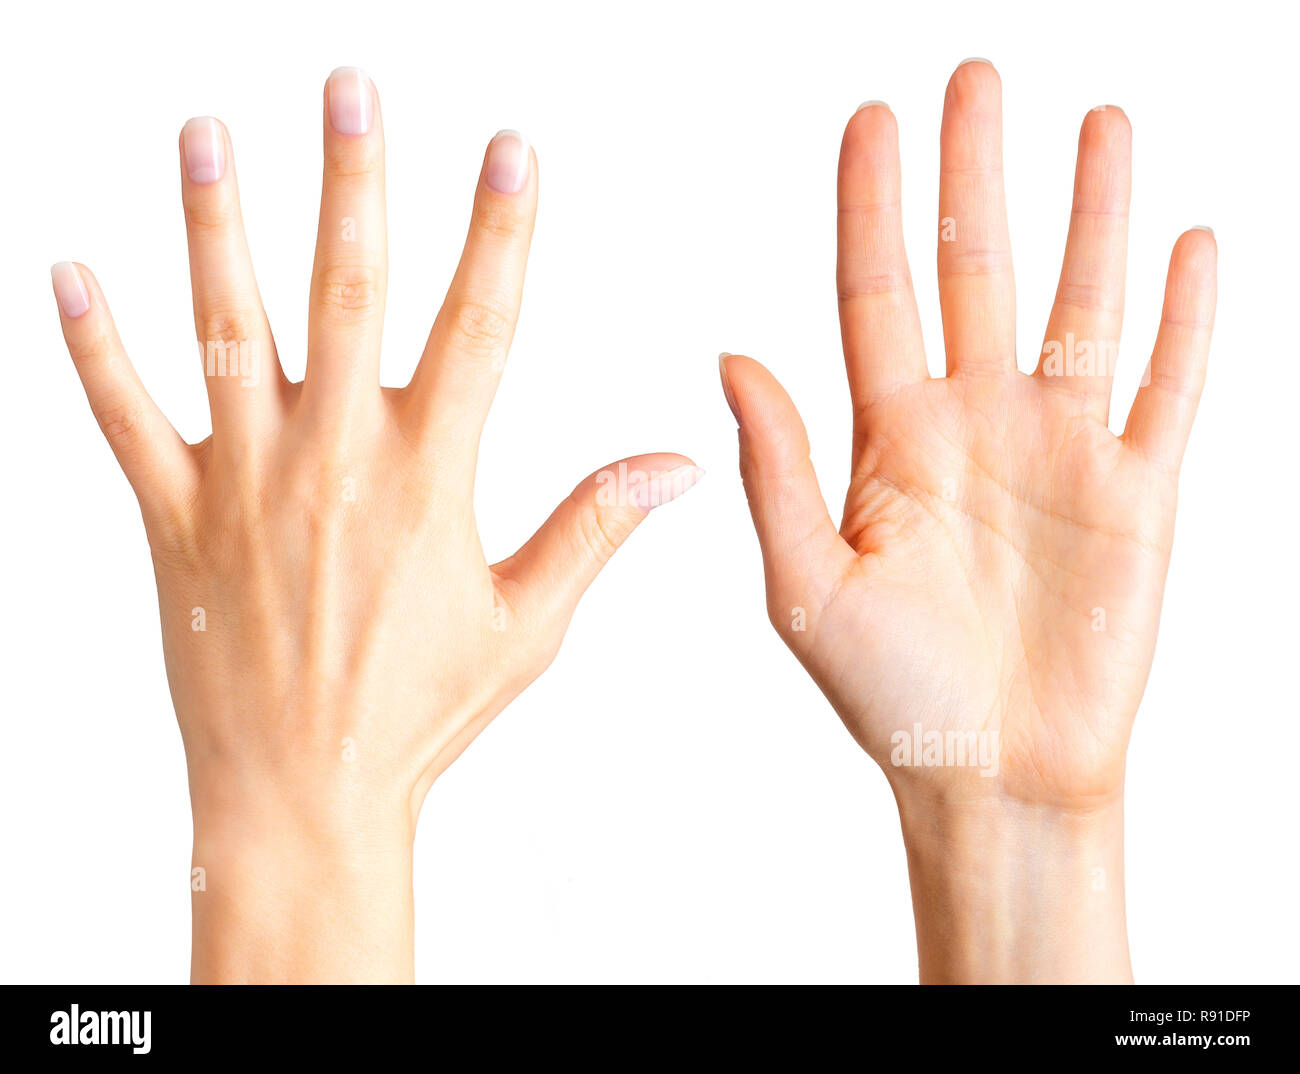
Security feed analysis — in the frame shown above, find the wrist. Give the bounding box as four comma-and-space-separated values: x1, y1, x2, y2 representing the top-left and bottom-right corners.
188, 778, 417, 984
891, 783, 1131, 983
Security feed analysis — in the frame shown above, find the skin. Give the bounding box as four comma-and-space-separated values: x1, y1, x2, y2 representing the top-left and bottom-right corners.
51, 62, 1213, 987
52, 71, 700, 983
719, 61, 1215, 982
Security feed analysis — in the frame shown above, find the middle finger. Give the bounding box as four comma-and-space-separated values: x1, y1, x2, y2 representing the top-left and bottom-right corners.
305, 67, 388, 413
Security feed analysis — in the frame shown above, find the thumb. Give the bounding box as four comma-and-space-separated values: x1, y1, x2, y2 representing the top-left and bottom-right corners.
495, 452, 704, 632
719, 353, 855, 625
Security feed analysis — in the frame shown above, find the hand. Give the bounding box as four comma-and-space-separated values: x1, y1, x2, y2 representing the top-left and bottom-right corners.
52, 68, 701, 983
719, 61, 1214, 982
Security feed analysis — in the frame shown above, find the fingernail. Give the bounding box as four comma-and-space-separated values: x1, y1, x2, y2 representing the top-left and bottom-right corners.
958, 57, 992, 67
51, 262, 90, 319
1192, 225, 1215, 237
181, 117, 226, 184
327, 67, 374, 136
856, 100, 890, 112
484, 130, 530, 194
718, 353, 740, 425
629, 465, 705, 512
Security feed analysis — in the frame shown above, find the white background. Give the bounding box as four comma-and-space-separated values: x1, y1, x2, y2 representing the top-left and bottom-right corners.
3, 0, 1296, 983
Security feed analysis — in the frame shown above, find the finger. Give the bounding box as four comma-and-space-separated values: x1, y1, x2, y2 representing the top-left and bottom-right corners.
179, 117, 283, 443
404, 130, 537, 456
305, 67, 387, 409
51, 262, 198, 529
719, 353, 857, 629
838, 102, 927, 415
494, 452, 702, 635
1036, 106, 1132, 420
1122, 229, 1216, 471
937, 59, 1016, 376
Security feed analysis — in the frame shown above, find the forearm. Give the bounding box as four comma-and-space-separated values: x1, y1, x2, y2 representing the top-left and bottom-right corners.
893, 788, 1132, 984
188, 790, 416, 984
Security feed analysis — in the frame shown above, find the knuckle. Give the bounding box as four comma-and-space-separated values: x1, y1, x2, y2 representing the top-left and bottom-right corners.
471, 197, 524, 240
67, 331, 115, 367
939, 246, 1013, 279
324, 140, 383, 181
1052, 280, 1118, 315
183, 198, 236, 235
145, 481, 203, 563
282, 456, 346, 534
316, 264, 381, 322
764, 578, 793, 633
521, 634, 563, 687
199, 307, 258, 347
837, 268, 912, 301
766, 596, 789, 637
575, 504, 629, 566
94, 398, 145, 447
148, 521, 200, 571
765, 576, 813, 647
445, 293, 513, 357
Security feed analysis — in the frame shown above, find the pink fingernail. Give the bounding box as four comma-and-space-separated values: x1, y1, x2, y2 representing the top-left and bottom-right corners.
628, 465, 706, 512
484, 130, 530, 194
327, 67, 374, 136
718, 353, 741, 424
181, 117, 226, 184
51, 262, 90, 319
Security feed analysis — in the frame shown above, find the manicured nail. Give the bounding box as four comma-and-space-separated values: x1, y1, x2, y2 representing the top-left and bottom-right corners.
327, 67, 374, 136
958, 57, 992, 67
629, 465, 706, 512
856, 100, 890, 112
718, 353, 740, 424
181, 117, 226, 184
1192, 225, 1215, 237
484, 130, 530, 194
51, 262, 90, 319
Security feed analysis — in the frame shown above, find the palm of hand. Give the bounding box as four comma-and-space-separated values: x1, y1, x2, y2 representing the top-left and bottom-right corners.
725, 64, 1214, 810
825, 375, 1175, 803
